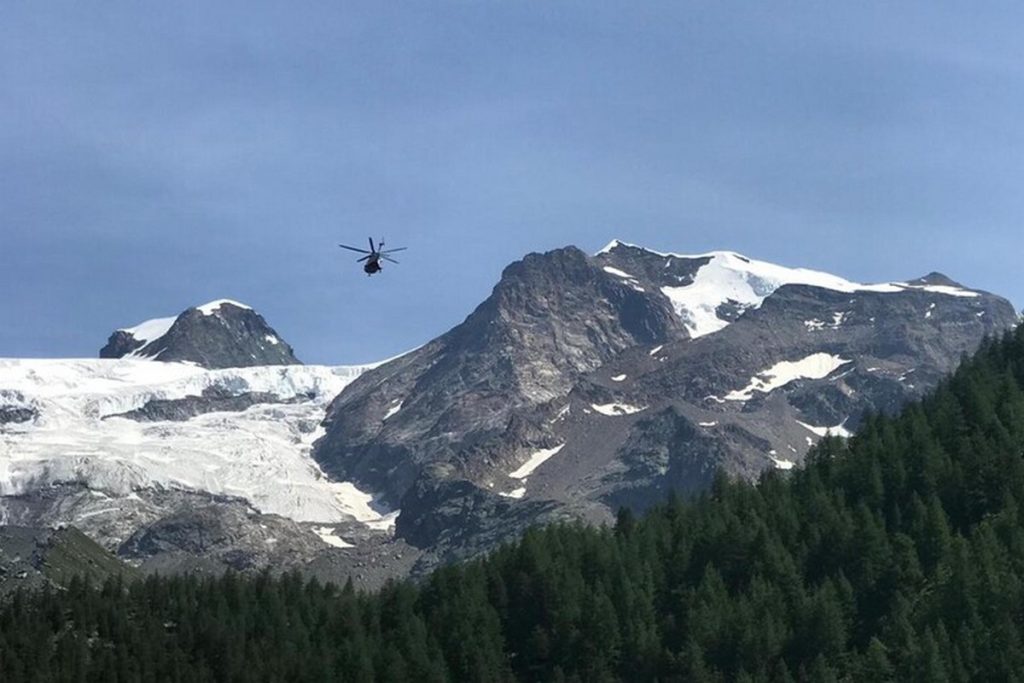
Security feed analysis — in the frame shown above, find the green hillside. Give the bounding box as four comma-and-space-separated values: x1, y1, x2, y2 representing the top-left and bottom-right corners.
6, 327, 1024, 681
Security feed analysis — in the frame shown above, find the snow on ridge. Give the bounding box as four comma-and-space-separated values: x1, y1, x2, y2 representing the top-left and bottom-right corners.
725, 353, 851, 401
120, 316, 177, 351
509, 444, 565, 480
197, 299, 252, 316
599, 242, 981, 338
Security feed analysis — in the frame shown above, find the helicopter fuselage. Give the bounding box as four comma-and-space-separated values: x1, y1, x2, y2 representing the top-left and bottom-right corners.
363, 258, 382, 274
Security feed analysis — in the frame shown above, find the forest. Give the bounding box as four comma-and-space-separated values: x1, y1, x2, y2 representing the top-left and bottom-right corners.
6, 327, 1024, 681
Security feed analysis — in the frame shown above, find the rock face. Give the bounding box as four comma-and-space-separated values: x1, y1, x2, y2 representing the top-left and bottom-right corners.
100, 299, 300, 369
106, 386, 315, 422
315, 247, 688, 508
314, 242, 1019, 568
0, 525, 134, 594
3, 241, 1018, 583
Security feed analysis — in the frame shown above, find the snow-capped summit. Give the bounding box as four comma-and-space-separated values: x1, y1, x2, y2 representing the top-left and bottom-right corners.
596, 240, 981, 339
100, 300, 300, 369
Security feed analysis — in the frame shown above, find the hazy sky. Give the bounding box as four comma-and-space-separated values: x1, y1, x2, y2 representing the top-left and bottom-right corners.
3, 2, 1023, 364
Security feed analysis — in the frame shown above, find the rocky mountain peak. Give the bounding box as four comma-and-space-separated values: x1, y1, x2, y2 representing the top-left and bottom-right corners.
99, 299, 300, 369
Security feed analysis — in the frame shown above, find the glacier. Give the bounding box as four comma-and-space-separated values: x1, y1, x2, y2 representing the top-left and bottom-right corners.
0, 358, 394, 529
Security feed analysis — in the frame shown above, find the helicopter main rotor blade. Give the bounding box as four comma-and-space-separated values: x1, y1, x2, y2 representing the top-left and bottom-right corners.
369, 237, 376, 254
381, 247, 407, 254
357, 254, 373, 262
339, 244, 372, 254
382, 255, 400, 265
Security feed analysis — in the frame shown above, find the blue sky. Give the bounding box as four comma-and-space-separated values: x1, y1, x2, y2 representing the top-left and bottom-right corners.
2, 2, 1023, 364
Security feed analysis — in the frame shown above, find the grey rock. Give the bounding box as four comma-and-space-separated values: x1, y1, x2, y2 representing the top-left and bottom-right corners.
314, 242, 1018, 568
106, 386, 314, 422
100, 301, 300, 369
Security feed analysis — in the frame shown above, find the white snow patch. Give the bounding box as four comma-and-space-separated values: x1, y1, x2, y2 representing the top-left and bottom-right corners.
383, 401, 403, 421
797, 419, 853, 439
265, 335, 280, 345
611, 374, 627, 382
197, 299, 252, 316
313, 526, 353, 548
699, 421, 718, 427
121, 316, 177, 354
648, 345, 664, 356
510, 444, 565, 480
770, 456, 795, 470
602, 266, 635, 279
725, 354, 851, 402
804, 320, 826, 331
907, 284, 979, 298
499, 488, 526, 499
591, 403, 646, 416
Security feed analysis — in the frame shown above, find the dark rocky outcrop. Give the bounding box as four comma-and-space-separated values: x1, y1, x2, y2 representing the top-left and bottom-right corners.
100, 300, 300, 369
106, 386, 314, 422
314, 242, 1019, 566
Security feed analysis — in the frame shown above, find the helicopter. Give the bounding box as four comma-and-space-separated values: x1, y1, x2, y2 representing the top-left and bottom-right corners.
338, 237, 407, 275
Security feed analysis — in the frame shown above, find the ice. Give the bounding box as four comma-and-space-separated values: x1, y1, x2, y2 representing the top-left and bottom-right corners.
0, 358, 395, 529
313, 526, 354, 548
509, 444, 565, 480
725, 353, 850, 401
591, 403, 646, 416
383, 401, 402, 421
602, 266, 635, 279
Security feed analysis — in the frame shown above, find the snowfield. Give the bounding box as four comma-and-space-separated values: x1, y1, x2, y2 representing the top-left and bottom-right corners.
0, 358, 394, 528
725, 353, 851, 401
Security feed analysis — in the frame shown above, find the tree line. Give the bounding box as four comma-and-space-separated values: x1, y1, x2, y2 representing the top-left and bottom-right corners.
6, 327, 1024, 681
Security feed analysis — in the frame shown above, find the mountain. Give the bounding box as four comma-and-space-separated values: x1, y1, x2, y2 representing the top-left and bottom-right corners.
1, 246, 1018, 582
314, 242, 1018, 567
3, 301, 419, 586
10, 325, 1024, 680
99, 299, 300, 368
